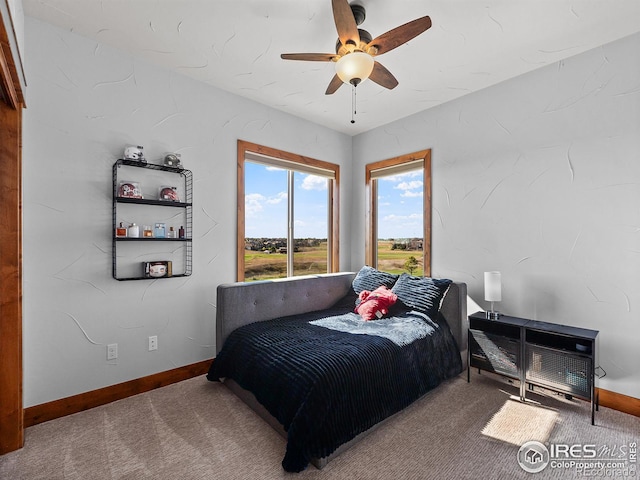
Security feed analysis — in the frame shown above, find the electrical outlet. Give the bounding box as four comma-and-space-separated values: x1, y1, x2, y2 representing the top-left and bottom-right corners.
107, 343, 118, 360
148, 336, 158, 351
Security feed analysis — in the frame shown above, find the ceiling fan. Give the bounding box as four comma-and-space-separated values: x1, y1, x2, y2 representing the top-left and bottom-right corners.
280, 0, 432, 95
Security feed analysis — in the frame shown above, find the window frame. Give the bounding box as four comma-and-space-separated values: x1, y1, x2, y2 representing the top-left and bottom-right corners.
365, 149, 432, 277
237, 140, 340, 281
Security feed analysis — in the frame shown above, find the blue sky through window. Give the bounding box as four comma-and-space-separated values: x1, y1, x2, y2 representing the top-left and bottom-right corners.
245, 162, 328, 238
245, 162, 423, 239
376, 169, 424, 239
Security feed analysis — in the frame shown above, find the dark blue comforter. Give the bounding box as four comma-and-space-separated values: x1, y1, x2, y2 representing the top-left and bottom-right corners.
207, 297, 462, 472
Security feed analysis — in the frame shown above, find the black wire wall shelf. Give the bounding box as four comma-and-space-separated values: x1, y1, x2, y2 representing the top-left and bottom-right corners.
112, 159, 193, 281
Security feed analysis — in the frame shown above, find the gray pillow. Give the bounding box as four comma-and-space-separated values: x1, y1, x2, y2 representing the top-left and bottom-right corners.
391, 273, 452, 319
352, 266, 399, 295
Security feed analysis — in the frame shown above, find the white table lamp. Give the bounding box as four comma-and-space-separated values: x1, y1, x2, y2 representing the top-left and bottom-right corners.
484, 271, 502, 319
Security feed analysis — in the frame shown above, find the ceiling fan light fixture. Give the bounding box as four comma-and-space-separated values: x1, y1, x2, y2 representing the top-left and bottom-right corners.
335, 51, 374, 86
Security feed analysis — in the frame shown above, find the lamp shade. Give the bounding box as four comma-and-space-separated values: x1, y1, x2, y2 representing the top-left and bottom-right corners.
335, 52, 374, 86
484, 271, 502, 302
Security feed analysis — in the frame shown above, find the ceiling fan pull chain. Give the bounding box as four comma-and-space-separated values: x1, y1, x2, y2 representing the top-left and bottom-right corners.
351, 84, 356, 124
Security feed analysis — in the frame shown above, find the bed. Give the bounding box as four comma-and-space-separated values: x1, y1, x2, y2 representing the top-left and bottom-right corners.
207, 269, 468, 472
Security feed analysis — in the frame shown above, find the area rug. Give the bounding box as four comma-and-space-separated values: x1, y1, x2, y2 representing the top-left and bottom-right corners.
482, 397, 559, 445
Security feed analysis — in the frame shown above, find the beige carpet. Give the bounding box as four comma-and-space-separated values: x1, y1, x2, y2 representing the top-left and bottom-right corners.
1, 371, 638, 479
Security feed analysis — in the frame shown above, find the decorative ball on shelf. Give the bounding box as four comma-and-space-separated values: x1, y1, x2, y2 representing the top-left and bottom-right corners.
159, 186, 179, 202
149, 264, 166, 277
124, 145, 146, 163
163, 153, 182, 169
118, 181, 142, 199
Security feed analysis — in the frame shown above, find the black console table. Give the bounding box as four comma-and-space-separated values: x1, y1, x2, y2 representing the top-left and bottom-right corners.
468, 311, 599, 424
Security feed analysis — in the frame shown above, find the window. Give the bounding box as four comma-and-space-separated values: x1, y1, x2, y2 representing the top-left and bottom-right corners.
237, 140, 339, 281
365, 150, 431, 277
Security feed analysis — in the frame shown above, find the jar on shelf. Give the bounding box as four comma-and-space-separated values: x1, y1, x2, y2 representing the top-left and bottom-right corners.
154, 223, 166, 238
115, 222, 127, 237
128, 223, 139, 238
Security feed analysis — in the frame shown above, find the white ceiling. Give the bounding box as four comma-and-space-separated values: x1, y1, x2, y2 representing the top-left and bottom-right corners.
23, 0, 640, 135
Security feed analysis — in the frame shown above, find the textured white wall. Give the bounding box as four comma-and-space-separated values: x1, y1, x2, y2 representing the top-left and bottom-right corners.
22, 17, 352, 407
352, 33, 640, 398
21, 15, 640, 405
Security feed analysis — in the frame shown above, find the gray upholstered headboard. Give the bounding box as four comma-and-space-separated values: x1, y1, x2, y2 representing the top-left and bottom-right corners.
215, 272, 468, 358
440, 281, 468, 356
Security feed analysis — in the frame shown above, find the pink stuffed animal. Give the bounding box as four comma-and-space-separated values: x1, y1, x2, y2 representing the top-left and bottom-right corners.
355, 285, 398, 321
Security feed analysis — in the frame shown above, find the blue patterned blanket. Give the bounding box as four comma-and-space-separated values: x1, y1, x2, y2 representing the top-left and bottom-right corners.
310, 310, 437, 346
207, 299, 462, 472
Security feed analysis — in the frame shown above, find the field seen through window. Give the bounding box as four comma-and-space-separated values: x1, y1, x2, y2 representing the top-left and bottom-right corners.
244, 239, 423, 281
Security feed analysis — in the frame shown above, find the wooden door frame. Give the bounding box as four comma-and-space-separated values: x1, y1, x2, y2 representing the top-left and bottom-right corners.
0, 11, 25, 454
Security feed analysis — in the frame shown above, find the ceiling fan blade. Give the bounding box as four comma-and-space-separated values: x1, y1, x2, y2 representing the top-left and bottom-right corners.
332, 0, 359, 47
325, 74, 344, 95
281, 53, 336, 62
369, 62, 399, 90
367, 16, 432, 56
